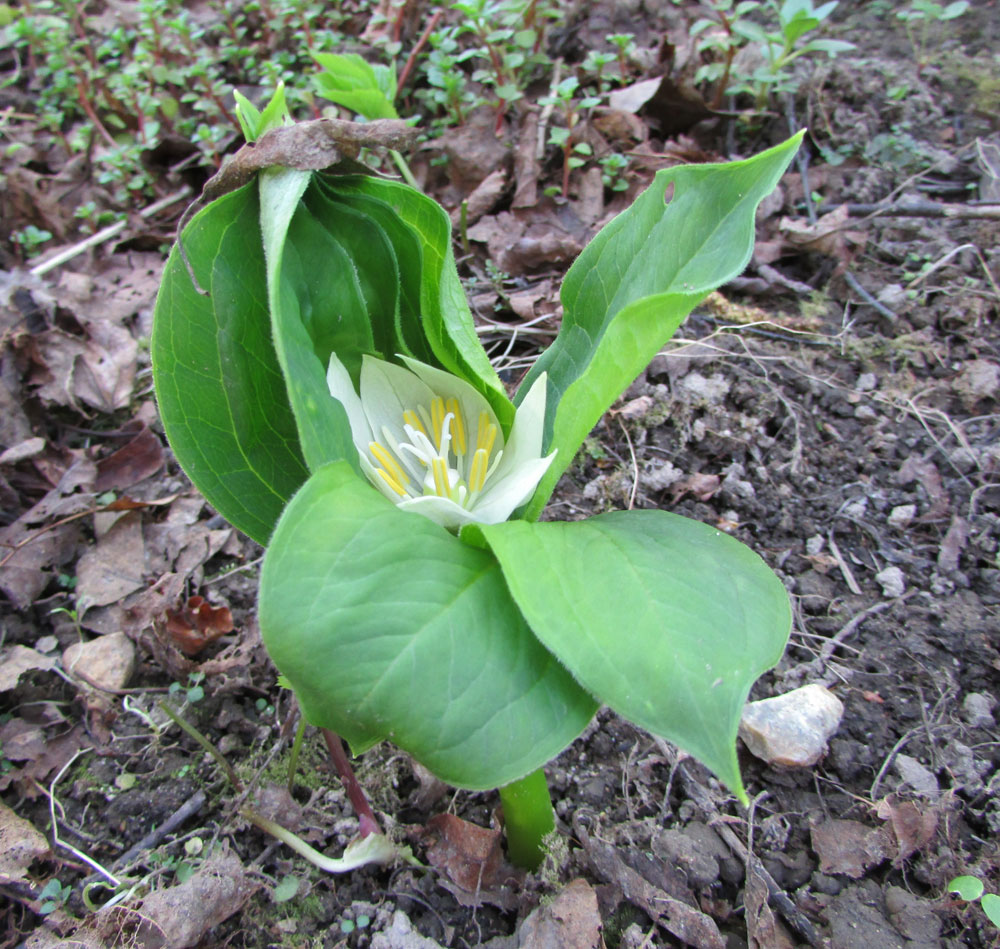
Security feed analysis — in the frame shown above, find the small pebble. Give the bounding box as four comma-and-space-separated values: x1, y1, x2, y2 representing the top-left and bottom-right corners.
887, 504, 916, 529
855, 371, 878, 391
962, 692, 996, 729
894, 754, 939, 798
854, 405, 878, 421
739, 683, 844, 768
875, 565, 906, 597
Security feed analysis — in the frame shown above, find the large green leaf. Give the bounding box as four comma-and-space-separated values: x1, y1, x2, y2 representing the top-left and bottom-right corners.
326, 175, 514, 432
471, 512, 792, 800
151, 184, 308, 545
518, 132, 804, 520
259, 462, 597, 790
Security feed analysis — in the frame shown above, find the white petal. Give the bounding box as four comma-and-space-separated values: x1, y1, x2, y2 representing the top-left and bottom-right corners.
489, 371, 548, 484
400, 355, 504, 437
360, 355, 437, 448
397, 494, 481, 531
327, 353, 373, 450
471, 454, 555, 524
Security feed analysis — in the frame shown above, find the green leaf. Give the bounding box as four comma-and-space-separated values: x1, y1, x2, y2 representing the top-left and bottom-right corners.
313, 52, 398, 120
273, 875, 300, 902
981, 893, 1000, 927
472, 510, 792, 800
324, 175, 514, 431
949, 876, 985, 901
258, 462, 597, 789
517, 132, 804, 520
152, 184, 308, 545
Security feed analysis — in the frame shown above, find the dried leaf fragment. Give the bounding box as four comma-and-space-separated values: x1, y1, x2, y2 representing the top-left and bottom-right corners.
164, 595, 235, 656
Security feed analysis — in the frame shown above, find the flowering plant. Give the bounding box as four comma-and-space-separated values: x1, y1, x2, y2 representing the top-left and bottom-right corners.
153, 123, 803, 866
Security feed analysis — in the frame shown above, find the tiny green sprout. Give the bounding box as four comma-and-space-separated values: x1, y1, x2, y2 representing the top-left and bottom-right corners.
949, 875, 1000, 927
38, 878, 72, 915
12, 225, 54, 257
273, 874, 300, 902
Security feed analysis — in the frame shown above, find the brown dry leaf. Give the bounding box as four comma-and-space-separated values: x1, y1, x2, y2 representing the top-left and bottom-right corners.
0, 717, 48, 760
164, 595, 235, 657
32, 318, 137, 413
420, 813, 505, 895
671, 472, 721, 503
938, 515, 969, 572
202, 118, 418, 203
76, 511, 147, 611
876, 796, 938, 865
0, 645, 57, 691
895, 454, 949, 520
512, 111, 540, 209
578, 821, 725, 949
779, 205, 866, 271
54, 253, 164, 326
0, 457, 95, 607
1, 725, 92, 798
811, 819, 891, 878
745, 861, 795, 949
94, 423, 165, 492
0, 800, 49, 883
517, 878, 602, 949
449, 168, 507, 227
467, 210, 584, 276
134, 846, 259, 949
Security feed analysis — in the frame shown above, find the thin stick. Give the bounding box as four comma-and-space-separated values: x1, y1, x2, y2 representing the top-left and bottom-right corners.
617, 417, 639, 510
322, 729, 381, 837
30, 188, 192, 277
396, 9, 443, 95
813, 200, 1000, 220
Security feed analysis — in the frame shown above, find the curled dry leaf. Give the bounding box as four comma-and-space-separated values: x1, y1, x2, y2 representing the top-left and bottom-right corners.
164, 595, 235, 656
202, 118, 419, 204
94, 423, 165, 492
516, 878, 602, 949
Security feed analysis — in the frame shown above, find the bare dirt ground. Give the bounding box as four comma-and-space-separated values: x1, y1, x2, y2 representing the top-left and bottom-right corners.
1, 1, 998, 946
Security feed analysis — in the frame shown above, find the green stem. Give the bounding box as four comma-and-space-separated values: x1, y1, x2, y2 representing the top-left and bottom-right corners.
390, 148, 420, 191
498, 768, 555, 870
286, 715, 307, 795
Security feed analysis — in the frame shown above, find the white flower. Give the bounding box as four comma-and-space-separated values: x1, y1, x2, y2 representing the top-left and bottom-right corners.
327, 353, 555, 530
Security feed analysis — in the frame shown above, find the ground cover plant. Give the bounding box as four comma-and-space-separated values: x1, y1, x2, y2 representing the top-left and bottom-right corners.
0, 1, 998, 947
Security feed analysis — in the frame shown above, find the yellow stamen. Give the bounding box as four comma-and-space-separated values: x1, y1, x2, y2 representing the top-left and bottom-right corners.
447, 397, 465, 455
369, 442, 407, 488
376, 468, 407, 497
431, 397, 446, 450
477, 413, 498, 457
402, 409, 427, 437
469, 448, 489, 493
431, 456, 449, 497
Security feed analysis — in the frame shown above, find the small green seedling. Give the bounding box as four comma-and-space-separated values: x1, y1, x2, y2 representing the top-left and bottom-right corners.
896, 0, 969, 72
949, 875, 1000, 927
168, 672, 205, 705
38, 878, 72, 915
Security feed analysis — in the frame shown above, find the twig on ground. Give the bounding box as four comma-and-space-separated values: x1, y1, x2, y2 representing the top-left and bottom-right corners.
29, 188, 192, 278
617, 417, 639, 510
813, 200, 1000, 221
843, 271, 896, 320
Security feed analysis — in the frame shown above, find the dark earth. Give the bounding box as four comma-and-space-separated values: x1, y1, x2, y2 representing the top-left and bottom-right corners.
1, 1, 998, 946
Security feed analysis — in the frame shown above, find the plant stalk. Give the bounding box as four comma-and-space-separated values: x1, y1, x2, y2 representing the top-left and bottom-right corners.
498, 768, 555, 870
321, 728, 381, 838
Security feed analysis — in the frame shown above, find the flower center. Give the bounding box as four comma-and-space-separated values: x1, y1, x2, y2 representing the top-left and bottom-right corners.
368, 396, 501, 507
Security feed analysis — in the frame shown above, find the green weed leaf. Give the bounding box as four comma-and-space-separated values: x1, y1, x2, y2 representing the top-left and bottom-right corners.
258, 462, 596, 789
517, 132, 804, 520
949, 876, 986, 901
471, 510, 792, 800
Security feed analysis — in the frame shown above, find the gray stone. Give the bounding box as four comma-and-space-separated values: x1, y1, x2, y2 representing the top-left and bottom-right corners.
739, 684, 844, 768
887, 504, 916, 529
962, 692, 996, 728
893, 754, 939, 798
875, 566, 906, 598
